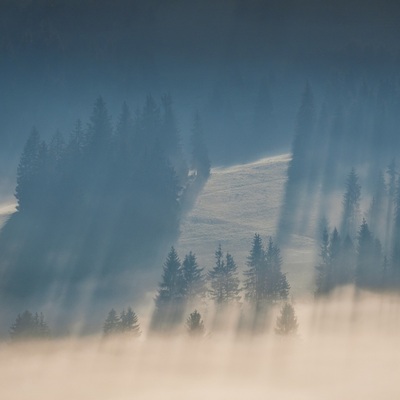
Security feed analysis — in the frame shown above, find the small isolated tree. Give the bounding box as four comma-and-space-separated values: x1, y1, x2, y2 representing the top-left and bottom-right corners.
103, 309, 120, 336
186, 310, 205, 337
10, 310, 50, 341
120, 307, 141, 336
275, 303, 298, 336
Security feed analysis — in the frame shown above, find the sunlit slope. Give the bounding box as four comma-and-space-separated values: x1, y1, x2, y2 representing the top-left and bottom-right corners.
178, 154, 316, 296
0, 201, 16, 227
0, 155, 317, 297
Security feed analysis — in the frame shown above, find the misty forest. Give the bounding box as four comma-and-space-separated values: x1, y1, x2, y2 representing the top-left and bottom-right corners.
1, 1, 400, 399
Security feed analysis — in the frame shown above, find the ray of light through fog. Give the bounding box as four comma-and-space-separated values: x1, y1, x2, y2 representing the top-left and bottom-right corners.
1, 289, 400, 400
1, 1, 400, 399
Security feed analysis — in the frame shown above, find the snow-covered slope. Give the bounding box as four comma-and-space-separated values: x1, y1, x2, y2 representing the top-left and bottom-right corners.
177, 154, 316, 296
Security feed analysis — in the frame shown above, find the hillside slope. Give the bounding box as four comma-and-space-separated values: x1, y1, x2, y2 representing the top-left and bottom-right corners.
177, 154, 316, 296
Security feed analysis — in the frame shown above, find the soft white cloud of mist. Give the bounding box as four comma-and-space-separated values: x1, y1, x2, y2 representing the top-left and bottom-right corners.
1, 288, 400, 400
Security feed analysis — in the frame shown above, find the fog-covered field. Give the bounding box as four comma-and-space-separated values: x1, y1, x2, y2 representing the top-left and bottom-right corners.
2, 289, 400, 400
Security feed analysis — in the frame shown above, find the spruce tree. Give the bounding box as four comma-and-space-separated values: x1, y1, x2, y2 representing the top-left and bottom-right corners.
265, 238, 290, 302
152, 247, 185, 330
103, 309, 120, 336
182, 251, 206, 305
277, 82, 315, 242
341, 168, 361, 239
191, 112, 210, 180
88, 96, 113, 151
10, 310, 50, 340
356, 219, 379, 287
315, 226, 331, 295
275, 303, 299, 336
208, 245, 241, 306
120, 307, 141, 336
15, 128, 42, 211
243, 234, 267, 304
186, 310, 205, 337
368, 170, 386, 236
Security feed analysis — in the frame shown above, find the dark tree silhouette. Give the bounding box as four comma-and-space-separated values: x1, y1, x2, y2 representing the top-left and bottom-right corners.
103, 307, 140, 336
10, 310, 50, 340
208, 245, 241, 306
315, 226, 332, 295
151, 247, 185, 331
15, 128, 42, 212
0, 95, 194, 319
186, 310, 205, 337
103, 309, 120, 336
191, 112, 210, 180
243, 234, 267, 304
341, 168, 361, 239
119, 307, 141, 336
182, 251, 206, 305
265, 238, 290, 303
275, 303, 298, 336
277, 82, 315, 242
356, 219, 381, 288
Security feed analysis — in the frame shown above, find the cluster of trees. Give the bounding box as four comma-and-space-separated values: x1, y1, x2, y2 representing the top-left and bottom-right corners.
278, 78, 400, 243
103, 307, 141, 337
316, 164, 400, 294
151, 234, 291, 332
9, 310, 50, 341
0, 95, 210, 305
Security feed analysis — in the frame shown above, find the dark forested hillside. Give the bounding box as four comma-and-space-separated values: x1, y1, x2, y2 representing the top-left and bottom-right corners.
0, 95, 210, 322
1, 0, 400, 171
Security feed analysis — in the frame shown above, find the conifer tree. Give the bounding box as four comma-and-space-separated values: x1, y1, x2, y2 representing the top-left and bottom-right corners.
103, 309, 120, 336
88, 96, 113, 148
10, 310, 50, 340
120, 307, 141, 336
315, 226, 331, 295
15, 128, 42, 211
155, 247, 184, 307
341, 168, 361, 239
275, 303, 299, 336
186, 310, 205, 337
368, 170, 386, 236
115, 101, 134, 162
208, 245, 241, 305
243, 233, 267, 304
386, 160, 397, 249
191, 112, 210, 180
160, 94, 187, 182
277, 83, 315, 241
182, 251, 206, 304
356, 219, 377, 287
152, 247, 185, 330
265, 238, 290, 302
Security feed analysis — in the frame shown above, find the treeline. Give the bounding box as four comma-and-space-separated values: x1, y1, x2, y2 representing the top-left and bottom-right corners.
0, 95, 210, 306
278, 79, 400, 242
151, 234, 292, 333
315, 165, 400, 294
6, 232, 299, 340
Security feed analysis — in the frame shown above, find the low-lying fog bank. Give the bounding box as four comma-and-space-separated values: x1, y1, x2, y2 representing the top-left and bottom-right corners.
2, 288, 400, 400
